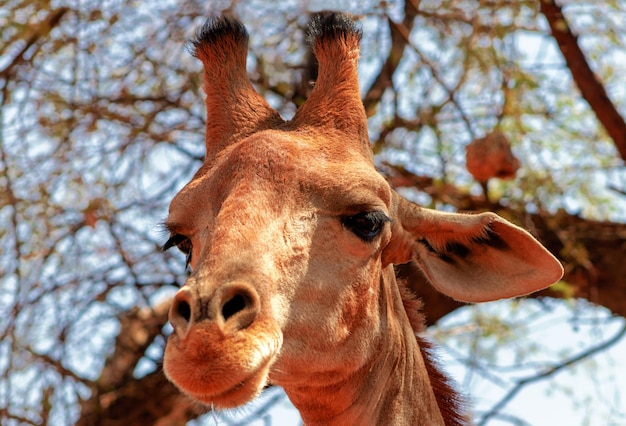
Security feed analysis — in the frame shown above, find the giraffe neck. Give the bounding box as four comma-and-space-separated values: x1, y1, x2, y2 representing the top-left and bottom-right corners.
281, 267, 446, 426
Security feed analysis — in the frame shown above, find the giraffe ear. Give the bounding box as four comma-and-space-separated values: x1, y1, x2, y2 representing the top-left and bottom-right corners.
384, 195, 563, 303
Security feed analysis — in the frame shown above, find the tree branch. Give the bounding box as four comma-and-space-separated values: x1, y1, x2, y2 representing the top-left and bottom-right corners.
363, 0, 419, 116
476, 320, 626, 425
540, 0, 626, 162
77, 300, 207, 424
0, 7, 69, 81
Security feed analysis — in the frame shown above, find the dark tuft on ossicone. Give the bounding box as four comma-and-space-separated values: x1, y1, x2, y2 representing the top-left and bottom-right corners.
188, 15, 248, 58
306, 11, 362, 47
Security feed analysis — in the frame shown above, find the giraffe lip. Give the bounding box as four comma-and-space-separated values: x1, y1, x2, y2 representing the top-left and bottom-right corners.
163, 319, 283, 408
184, 357, 274, 408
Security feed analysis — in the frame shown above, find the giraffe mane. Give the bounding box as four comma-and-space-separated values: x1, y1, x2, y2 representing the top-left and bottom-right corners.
398, 282, 469, 426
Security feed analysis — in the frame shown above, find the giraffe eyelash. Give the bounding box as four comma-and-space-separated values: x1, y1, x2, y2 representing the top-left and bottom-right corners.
163, 234, 193, 269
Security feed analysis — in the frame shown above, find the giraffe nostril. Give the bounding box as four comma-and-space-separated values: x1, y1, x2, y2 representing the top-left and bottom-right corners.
177, 299, 192, 323
222, 293, 247, 321
218, 284, 259, 331
169, 289, 194, 339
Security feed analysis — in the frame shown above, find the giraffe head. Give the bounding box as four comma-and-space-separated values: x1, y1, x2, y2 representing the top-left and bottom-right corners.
161, 13, 563, 417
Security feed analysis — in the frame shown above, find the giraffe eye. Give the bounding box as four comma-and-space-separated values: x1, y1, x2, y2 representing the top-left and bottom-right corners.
163, 234, 193, 268
342, 211, 390, 242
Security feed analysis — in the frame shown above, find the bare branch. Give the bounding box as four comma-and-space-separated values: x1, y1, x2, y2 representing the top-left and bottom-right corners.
0, 7, 69, 81
363, 1, 418, 116
77, 300, 177, 423
477, 320, 626, 425
540, 0, 626, 162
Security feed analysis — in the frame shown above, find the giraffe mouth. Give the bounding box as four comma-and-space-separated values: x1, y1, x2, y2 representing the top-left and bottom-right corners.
180, 356, 274, 408
163, 319, 282, 408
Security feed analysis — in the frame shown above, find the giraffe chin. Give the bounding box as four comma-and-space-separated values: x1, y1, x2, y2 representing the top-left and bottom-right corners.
163, 321, 282, 408
178, 360, 272, 408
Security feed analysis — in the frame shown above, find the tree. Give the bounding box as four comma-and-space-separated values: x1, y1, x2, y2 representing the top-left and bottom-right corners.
1, 0, 625, 424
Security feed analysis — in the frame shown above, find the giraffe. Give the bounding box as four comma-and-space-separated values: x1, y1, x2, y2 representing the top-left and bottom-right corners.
161, 12, 563, 425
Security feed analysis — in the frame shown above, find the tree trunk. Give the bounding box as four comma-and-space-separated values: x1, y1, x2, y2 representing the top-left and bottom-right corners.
539, 0, 626, 162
